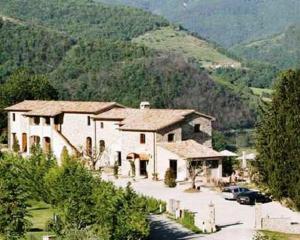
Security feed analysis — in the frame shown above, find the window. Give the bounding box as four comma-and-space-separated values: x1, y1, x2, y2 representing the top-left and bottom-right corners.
33, 117, 40, 125
45, 117, 50, 125
87, 116, 91, 126
167, 133, 175, 142
100, 122, 104, 128
140, 134, 146, 144
206, 160, 219, 169
12, 113, 16, 122
117, 151, 122, 166
194, 124, 201, 133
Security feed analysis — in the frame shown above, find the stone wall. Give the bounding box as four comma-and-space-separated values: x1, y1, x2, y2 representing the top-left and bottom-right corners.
181, 113, 212, 147
255, 204, 300, 234
262, 217, 300, 234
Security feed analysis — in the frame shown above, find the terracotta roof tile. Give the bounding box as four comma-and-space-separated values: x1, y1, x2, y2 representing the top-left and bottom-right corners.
5, 100, 120, 115
158, 140, 223, 159
95, 108, 196, 131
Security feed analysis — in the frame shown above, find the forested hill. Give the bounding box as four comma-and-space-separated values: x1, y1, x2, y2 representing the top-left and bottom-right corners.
0, 0, 258, 130
0, 0, 169, 41
97, 0, 300, 48
231, 25, 300, 70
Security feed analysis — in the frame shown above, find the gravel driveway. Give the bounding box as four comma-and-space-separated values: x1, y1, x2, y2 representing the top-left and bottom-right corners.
103, 175, 300, 240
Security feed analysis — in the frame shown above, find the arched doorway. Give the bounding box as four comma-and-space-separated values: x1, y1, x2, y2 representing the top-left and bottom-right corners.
86, 137, 92, 156
22, 133, 27, 152
43, 137, 51, 154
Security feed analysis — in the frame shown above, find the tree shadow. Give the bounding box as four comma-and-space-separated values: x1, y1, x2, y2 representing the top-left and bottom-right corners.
149, 215, 203, 240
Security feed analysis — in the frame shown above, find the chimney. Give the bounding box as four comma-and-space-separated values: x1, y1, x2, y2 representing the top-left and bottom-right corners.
140, 101, 150, 109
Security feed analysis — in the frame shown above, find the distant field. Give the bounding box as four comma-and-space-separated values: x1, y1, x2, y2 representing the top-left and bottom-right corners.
132, 26, 241, 69
250, 87, 273, 101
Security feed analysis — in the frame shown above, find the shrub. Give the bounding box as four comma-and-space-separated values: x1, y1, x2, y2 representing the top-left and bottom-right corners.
0, 131, 8, 144
12, 138, 20, 153
140, 196, 166, 214
179, 210, 201, 233
113, 161, 118, 179
164, 168, 176, 188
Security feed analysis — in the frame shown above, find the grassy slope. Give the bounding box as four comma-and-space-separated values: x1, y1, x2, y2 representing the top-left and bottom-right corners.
132, 26, 241, 69
231, 25, 300, 69
261, 230, 300, 240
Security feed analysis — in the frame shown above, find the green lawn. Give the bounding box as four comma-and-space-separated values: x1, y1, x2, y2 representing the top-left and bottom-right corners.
132, 26, 241, 69
26, 201, 55, 240
261, 230, 300, 240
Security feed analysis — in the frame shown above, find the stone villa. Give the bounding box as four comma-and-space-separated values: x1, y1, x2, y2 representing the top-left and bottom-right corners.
5, 100, 223, 181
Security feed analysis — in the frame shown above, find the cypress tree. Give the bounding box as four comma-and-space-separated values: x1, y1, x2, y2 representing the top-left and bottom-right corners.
256, 69, 300, 208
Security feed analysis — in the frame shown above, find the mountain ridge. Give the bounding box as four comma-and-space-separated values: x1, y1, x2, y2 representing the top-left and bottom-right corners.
97, 0, 300, 47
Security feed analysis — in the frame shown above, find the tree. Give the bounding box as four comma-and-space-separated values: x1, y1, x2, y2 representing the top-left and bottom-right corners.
256, 69, 300, 209
0, 154, 31, 239
22, 145, 57, 203
187, 160, 204, 189
93, 182, 150, 240
212, 130, 227, 151
84, 148, 104, 171
45, 158, 96, 229
0, 68, 58, 129
12, 138, 20, 153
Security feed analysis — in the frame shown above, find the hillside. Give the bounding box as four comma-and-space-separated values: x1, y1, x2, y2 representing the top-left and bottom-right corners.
0, 0, 169, 41
0, 0, 258, 130
132, 26, 241, 69
0, 17, 76, 81
98, 0, 300, 47
231, 25, 300, 70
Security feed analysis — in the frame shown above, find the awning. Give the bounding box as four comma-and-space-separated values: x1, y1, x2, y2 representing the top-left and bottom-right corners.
220, 150, 238, 157
126, 153, 150, 161
139, 153, 150, 161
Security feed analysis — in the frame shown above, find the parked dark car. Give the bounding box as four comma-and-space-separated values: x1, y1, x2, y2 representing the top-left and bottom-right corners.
222, 186, 250, 200
236, 191, 271, 205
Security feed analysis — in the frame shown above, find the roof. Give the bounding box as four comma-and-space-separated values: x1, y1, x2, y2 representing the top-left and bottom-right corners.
220, 150, 238, 157
93, 108, 136, 120
119, 109, 196, 131
5, 100, 122, 116
94, 108, 213, 131
158, 140, 223, 159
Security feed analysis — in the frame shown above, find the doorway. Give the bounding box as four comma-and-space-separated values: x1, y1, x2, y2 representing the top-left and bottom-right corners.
140, 160, 148, 176
22, 133, 27, 152
169, 159, 178, 179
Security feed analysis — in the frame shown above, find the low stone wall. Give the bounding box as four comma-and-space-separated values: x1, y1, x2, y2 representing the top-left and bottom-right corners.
262, 217, 300, 234
167, 198, 216, 233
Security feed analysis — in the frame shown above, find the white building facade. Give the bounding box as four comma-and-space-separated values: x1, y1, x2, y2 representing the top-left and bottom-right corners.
6, 100, 223, 181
